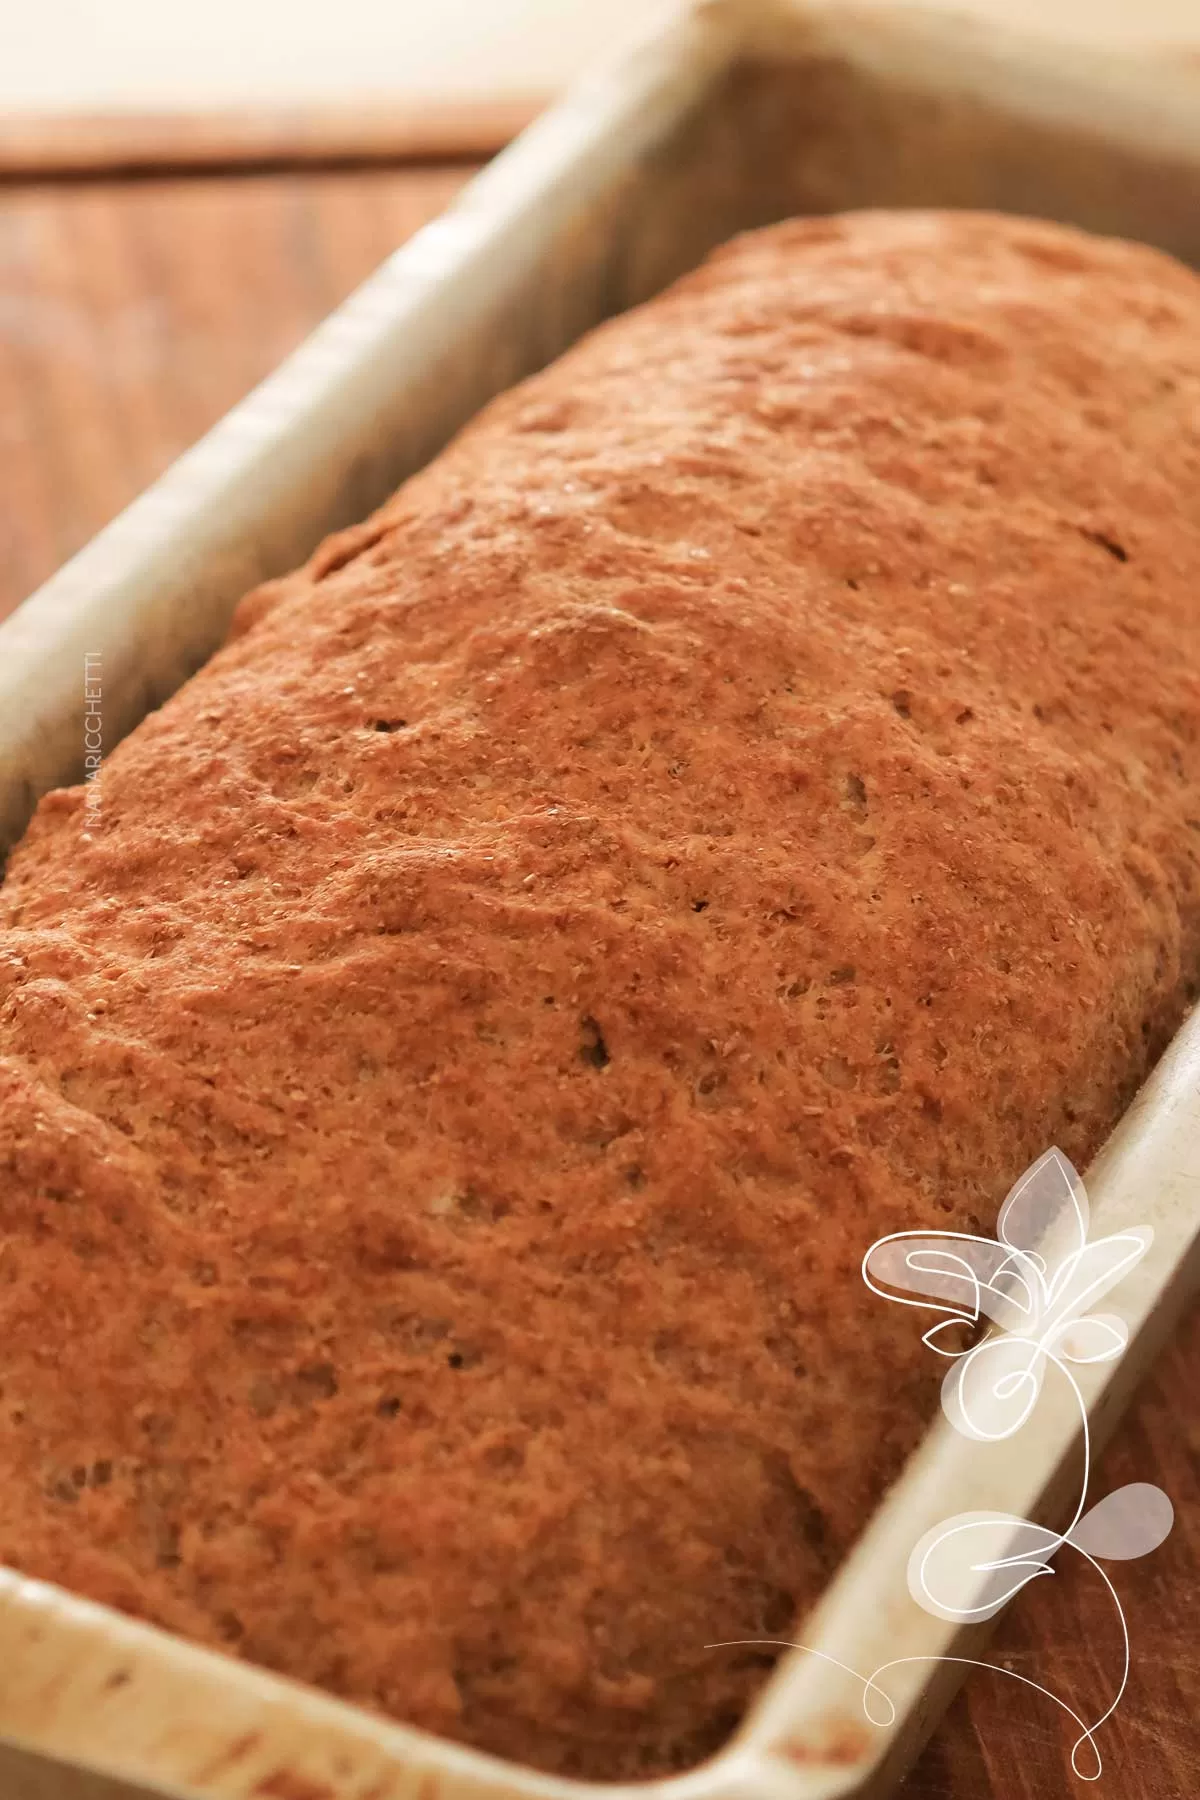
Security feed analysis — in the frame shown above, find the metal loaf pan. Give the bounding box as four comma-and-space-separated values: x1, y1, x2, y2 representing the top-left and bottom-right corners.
0, 4, 1197, 1797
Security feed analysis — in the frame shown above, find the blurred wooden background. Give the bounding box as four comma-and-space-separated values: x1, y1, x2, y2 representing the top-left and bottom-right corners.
0, 85, 1196, 1800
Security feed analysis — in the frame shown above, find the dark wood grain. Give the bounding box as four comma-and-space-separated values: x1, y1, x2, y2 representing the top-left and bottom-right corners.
0, 165, 469, 614
0, 158, 1195, 1798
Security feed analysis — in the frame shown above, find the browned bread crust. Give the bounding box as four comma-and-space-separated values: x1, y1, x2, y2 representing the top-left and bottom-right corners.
1, 211, 1199, 1778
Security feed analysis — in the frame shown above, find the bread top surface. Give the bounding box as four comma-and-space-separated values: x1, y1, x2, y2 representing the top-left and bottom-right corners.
1, 210, 1199, 1777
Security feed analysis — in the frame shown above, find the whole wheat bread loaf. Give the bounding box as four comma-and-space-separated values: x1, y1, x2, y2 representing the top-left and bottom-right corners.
1, 210, 1199, 1777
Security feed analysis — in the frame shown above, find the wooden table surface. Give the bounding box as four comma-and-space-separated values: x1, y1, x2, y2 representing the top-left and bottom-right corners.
0, 158, 1196, 1799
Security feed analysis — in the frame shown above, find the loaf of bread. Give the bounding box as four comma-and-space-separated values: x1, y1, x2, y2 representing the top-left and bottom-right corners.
1, 211, 1199, 1779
